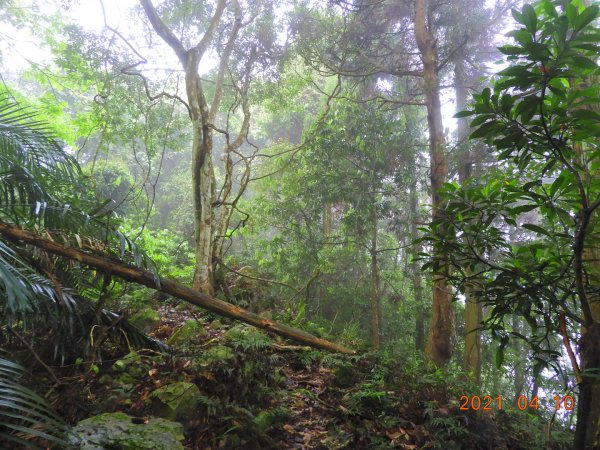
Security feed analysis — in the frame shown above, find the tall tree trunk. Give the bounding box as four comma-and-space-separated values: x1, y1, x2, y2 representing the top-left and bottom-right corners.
192, 123, 215, 294
414, 0, 453, 365
410, 180, 425, 352
581, 75, 600, 450
463, 288, 482, 383
572, 68, 600, 449
455, 52, 481, 382
576, 324, 600, 449
370, 189, 381, 348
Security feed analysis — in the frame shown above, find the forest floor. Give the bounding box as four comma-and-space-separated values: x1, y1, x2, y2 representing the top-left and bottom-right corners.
48, 302, 572, 450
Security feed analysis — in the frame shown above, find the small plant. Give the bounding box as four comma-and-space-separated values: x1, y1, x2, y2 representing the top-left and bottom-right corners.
342, 382, 389, 417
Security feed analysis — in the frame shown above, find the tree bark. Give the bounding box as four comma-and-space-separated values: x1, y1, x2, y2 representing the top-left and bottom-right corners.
192, 126, 216, 294
463, 289, 482, 383
575, 323, 600, 450
553, 1, 600, 440
0, 222, 355, 355
369, 189, 381, 348
410, 180, 425, 352
455, 53, 481, 382
511, 315, 526, 400
323, 203, 333, 236
571, 67, 600, 449
414, 0, 453, 365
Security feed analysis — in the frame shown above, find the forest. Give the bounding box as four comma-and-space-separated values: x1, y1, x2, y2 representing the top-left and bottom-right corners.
0, 0, 599, 448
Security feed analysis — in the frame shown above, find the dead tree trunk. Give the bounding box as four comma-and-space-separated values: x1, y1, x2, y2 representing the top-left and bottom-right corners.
0, 222, 355, 355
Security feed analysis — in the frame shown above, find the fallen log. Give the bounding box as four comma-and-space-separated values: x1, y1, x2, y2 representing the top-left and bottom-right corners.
0, 222, 354, 354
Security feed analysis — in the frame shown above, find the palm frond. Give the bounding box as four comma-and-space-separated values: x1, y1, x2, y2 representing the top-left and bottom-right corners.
0, 354, 70, 449
0, 94, 80, 225
0, 92, 166, 369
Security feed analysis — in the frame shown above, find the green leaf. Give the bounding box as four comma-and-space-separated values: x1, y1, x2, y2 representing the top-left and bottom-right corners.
498, 65, 532, 78
523, 180, 541, 192
511, 8, 524, 25
495, 346, 504, 368
571, 42, 600, 52
511, 204, 538, 215
565, 4, 578, 26
515, 95, 540, 123
454, 110, 475, 118
500, 94, 514, 113
571, 56, 598, 70
481, 87, 491, 104
542, 0, 558, 18
522, 4, 538, 34
499, 45, 523, 56
470, 121, 499, 140
549, 173, 567, 197
572, 109, 600, 121
522, 223, 550, 236
574, 5, 599, 32
470, 114, 492, 127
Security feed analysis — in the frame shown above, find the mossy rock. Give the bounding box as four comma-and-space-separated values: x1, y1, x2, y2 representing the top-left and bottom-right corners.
71, 412, 184, 450
190, 345, 236, 371
167, 319, 208, 346
112, 351, 148, 379
128, 308, 161, 333
150, 381, 202, 421
209, 319, 223, 329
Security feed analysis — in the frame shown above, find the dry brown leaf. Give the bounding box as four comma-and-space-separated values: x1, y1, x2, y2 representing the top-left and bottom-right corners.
386, 428, 408, 440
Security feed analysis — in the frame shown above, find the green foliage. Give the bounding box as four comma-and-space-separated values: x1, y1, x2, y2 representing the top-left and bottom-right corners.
423, 0, 599, 378
192, 327, 279, 406
119, 221, 194, 281
0, 353, 70, 449
237, 93, 418, 342
342, 382, 389, 417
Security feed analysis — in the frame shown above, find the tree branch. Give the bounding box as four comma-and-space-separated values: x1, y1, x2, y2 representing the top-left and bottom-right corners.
139, 0, 187, 65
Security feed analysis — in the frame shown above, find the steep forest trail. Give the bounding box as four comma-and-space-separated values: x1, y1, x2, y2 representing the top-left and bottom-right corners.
50, 303, 560, 450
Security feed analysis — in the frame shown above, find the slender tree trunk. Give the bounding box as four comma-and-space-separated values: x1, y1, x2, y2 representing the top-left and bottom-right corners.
212, 154, 234, 268
575, 323, 600, 450
370, 189, 381, 348
323, 203, 333, 236
463, 289, 482, 383
455, 53, 482, 382
572, 69, 600, 449
192, 126, 215, 294
410, 181, 425, 352
512, 315, 525, 400
414, 0, 453, 365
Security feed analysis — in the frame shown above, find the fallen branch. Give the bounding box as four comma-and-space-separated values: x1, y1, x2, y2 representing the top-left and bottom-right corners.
0, 222, 354, 354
